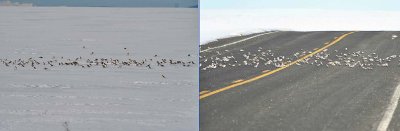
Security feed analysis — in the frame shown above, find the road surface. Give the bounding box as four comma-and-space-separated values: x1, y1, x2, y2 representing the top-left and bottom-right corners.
200, 31, 400, 131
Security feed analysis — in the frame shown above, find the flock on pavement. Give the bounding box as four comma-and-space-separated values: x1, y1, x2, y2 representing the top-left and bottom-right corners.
200, 47, 400, 71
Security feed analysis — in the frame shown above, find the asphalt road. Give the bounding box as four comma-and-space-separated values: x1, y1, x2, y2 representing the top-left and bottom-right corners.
200, 31, 400, 131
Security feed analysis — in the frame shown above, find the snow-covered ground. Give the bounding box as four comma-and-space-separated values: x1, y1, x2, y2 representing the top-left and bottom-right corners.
201, 9, 400, 44
0, 7, 198, 131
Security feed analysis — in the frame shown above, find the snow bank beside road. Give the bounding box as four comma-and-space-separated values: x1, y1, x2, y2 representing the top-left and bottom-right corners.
201, 9, 400, 44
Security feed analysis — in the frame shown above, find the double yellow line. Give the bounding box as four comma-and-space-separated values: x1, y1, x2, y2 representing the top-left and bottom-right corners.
200, 32, 355, 100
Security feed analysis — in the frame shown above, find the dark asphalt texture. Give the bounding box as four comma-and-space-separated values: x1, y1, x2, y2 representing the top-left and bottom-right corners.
200, 31, 400, 131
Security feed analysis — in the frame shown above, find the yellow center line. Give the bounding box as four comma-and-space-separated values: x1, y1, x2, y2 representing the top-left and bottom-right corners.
200, 90, 210, 95
231, 79, 244, 84
200, 32, 355, 100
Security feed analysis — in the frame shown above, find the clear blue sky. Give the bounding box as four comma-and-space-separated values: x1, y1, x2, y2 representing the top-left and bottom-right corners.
201, 0, 400, 11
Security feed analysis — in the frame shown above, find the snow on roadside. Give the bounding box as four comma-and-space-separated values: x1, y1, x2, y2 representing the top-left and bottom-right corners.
201, 9, 400, 44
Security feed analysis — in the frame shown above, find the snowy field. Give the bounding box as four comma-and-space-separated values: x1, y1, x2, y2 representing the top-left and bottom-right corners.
201, 9, 400, 44
0, 7, 198, 131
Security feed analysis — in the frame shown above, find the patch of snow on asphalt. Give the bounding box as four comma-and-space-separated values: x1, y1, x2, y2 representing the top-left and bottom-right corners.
392, 34, 398, 40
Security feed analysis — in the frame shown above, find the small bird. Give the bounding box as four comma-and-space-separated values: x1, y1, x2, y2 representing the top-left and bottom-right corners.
162, 75, 166, 78
146, 64, 151, 69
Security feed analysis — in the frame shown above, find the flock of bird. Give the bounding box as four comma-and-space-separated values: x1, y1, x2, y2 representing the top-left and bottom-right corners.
200, 47, 400, 71
0, 46, 195, 78
4, 44, 399, 74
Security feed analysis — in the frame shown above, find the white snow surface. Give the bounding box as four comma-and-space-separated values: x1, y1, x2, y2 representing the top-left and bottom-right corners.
0, 7, 198, 131
201, 9, 400, 44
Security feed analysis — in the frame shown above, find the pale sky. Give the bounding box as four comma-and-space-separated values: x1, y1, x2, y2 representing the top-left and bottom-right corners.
201, 0, 400, 11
